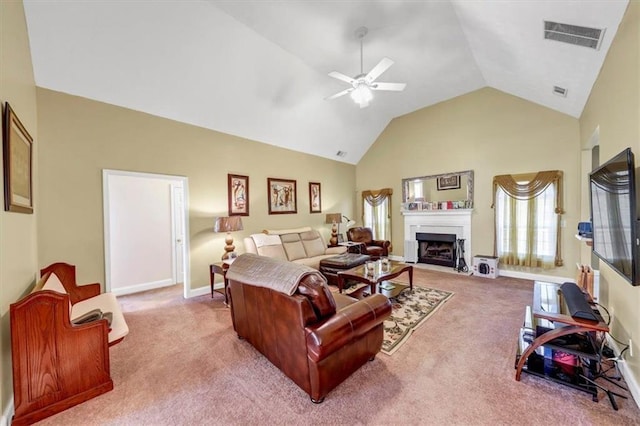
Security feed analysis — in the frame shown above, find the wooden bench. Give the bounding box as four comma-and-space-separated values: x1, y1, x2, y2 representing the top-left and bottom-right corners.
10, 262, 129, 426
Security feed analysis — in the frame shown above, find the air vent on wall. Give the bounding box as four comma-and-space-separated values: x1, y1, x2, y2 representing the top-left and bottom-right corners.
544, 21, 605, 50
553, 86, 568, 97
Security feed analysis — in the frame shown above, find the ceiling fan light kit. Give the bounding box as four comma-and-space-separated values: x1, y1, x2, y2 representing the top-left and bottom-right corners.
350, 83, 373, 108
326, 26, 406, 108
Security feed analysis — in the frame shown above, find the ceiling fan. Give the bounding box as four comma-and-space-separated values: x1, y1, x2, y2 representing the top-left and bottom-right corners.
326, 26, 406, 108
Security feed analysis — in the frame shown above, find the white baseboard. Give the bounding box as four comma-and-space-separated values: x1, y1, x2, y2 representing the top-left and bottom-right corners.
409, 262, 474, 276
111, 278, 175, 296
606, 336, 640, 409
398, 257, 569, 282
187, 284, 218, 298
497, 269, 573, 284
1, 396, 14, 426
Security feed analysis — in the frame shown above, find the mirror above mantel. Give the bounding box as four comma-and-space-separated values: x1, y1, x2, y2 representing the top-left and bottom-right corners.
401, 170, 474, 211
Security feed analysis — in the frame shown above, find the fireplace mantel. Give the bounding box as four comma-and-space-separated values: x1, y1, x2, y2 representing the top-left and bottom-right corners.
402, 210, 472, 267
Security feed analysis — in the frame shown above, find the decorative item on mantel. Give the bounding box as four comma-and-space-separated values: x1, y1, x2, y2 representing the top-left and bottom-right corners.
325, 213, 342, 245
214, 216, 243, 260
402, 200, 472, 211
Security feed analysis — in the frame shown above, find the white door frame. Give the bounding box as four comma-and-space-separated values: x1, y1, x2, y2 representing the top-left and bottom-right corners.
103, 169, 191, 298
170, 184, 185, 286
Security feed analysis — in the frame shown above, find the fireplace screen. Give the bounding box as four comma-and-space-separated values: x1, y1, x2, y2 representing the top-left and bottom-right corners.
416, 232, 457, 267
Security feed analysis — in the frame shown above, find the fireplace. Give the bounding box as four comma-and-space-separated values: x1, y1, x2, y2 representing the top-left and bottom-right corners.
416, 232, 456, 267
403, 210, 472, 269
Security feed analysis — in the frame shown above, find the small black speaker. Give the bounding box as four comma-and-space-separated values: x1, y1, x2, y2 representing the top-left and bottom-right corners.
560, 282, 598, 322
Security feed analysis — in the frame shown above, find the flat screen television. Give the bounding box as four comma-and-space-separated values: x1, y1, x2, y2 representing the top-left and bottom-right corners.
589, 147, 640, 286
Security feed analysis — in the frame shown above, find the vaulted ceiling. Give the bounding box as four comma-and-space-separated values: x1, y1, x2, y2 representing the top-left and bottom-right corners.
23, 1, 629, 164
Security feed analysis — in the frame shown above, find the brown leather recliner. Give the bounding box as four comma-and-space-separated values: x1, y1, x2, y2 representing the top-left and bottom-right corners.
226, 255, 391, 403
347, 227, 391, 259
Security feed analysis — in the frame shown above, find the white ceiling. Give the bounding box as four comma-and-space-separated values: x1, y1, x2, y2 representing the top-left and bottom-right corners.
23, 0, 629, 164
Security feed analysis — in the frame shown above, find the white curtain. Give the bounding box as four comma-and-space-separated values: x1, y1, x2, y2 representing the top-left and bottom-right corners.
495, 185, 557, 268
362, 189, 392, 242
493, 171, 563, 268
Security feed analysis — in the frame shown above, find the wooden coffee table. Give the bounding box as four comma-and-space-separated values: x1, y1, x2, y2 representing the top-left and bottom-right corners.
337, 261, 413, 297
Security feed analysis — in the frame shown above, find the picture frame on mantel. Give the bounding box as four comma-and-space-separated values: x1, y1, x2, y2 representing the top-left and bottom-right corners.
268, 177, 297, 214
3, 103, 34, 214
309, 182, 321, 213
228, 174, 249, 216
436, 174, 460, 191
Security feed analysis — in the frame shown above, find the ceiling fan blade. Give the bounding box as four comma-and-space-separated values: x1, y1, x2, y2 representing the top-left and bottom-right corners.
365, 57, 394, 83
328, 71, 355, 84
371, 82, 406, 91
325, 88, 353, 100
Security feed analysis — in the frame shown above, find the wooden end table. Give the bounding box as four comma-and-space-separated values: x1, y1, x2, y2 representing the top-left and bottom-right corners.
210, 262, 230, 305
337, 261, 413, 297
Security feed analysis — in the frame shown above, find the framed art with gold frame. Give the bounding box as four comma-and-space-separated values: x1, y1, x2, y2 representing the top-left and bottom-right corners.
3, 103, 33, 214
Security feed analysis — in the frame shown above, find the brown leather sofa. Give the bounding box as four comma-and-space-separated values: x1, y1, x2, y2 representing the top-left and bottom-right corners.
226, 254, 391, 403
347, 227, 391, 259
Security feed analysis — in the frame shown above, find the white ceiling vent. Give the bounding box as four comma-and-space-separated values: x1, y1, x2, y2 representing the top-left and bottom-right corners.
336, 150, 347, 157
544, 21, 605, 50
553, 86, 568, 97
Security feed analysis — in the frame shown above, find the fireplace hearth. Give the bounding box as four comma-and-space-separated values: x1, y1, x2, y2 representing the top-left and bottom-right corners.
416, 232, 456, 267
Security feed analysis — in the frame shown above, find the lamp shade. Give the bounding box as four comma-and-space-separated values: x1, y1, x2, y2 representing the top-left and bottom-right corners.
325, 213, 342, 224
214, 216, 243, 233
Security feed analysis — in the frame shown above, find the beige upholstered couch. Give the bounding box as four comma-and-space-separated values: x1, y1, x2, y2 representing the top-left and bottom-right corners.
243, 227, 346, 269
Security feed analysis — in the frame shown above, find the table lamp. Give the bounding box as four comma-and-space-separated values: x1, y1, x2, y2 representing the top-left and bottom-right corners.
325, 213, 342, 246
214, 216, 243, 260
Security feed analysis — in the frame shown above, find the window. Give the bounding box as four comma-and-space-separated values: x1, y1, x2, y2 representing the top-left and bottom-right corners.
492, 171, 564, 268
362, 188, 393, 242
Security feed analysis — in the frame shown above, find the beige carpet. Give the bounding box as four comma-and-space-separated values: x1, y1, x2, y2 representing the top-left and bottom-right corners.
35, 269, 640, 425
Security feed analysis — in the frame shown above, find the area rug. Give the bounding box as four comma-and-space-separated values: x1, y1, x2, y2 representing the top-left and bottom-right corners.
381, 284, 454, 355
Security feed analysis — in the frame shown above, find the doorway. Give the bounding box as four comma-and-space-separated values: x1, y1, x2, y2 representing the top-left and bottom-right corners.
103, 170, 190, 298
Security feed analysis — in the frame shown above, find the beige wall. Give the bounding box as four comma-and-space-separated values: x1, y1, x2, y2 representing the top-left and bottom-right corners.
580, 1, 640, 388
0, 0, 39, 417
356, 87, 581, 279
36, 88, 356, 292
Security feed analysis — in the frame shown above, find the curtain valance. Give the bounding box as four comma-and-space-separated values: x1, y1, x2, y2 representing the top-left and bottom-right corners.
491, 170, 564, 214
362, 188, 393, 209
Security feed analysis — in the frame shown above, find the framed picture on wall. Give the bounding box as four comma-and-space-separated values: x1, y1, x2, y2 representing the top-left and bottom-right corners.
436, 174, 461, 191
309, 182, 321, 213
268, 177, 297, 214
228, 174, 249, 216
3, 103, 34, 214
